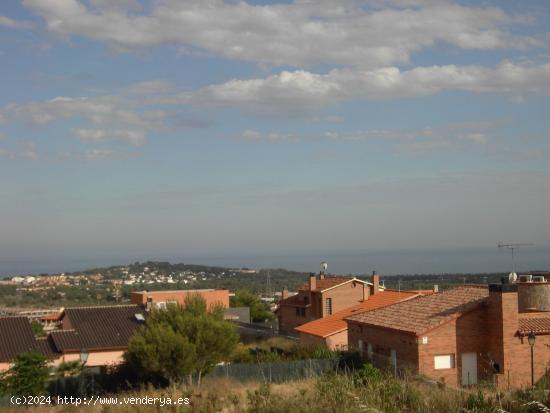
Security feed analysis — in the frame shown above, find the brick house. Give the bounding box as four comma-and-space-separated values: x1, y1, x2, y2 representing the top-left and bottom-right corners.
277, 272, 380, 334
295, 289, 420, 350
130, 289, 229, 310
346, 281, 550, 389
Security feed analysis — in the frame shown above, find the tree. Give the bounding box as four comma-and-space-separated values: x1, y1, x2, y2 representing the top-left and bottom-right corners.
0, 351, 49, 396
125, 295, 238, 386
232, 289, 274, 322
31, 321, 45, 337
126, 324, 196, 385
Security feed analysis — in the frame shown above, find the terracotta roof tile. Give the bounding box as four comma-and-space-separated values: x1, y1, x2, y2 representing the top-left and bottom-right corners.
295, 290, 419, 338
518, 317, 550, 335
346, 286, 489, 335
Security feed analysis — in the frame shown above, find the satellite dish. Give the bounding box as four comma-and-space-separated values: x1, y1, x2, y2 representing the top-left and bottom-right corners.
321, 261, 328, 273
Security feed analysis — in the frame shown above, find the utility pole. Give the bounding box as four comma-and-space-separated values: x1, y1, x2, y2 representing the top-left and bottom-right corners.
498, 242, 534, 273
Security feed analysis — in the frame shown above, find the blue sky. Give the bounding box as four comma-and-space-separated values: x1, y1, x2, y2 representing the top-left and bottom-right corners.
0, 0, 549, 273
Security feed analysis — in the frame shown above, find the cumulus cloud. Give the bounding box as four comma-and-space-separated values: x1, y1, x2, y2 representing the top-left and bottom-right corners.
175, 61, 550, 114
72, 128, 146, 146
0, 15, 34, 29
21, 0, 545, 68
0, 95, 166, 145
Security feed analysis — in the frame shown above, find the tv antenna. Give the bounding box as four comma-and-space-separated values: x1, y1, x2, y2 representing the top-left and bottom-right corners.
498, 242, 534, 273
320, 261, 328, 275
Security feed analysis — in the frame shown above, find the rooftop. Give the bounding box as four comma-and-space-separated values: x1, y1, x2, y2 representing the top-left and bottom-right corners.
59, 304, 146, 351
295, 290, 419, 338
346, 285, 489, 335
518, 316, 550, 336
0, 317, 40, 362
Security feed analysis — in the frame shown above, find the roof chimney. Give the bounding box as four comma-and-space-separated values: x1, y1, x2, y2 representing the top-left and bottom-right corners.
371, 271, 380, 295
433, 285, 439, 293
309, 274, 317, 291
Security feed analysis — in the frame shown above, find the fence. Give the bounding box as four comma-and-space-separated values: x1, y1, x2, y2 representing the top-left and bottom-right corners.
209, 358, 339, 383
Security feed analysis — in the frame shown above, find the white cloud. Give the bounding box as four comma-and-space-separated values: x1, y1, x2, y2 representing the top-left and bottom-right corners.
72, 128, 146, 146
21, 0, 545, 68
177, 61, 550, 114
57, 149, 139, 161
0, 95, 166, 145
239, 130, 295, 141
0, 142, 40, 160
0, 15, 34, 29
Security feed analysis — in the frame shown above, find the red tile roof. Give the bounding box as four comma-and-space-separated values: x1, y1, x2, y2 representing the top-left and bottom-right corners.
295, 290, 419, 338
518, 316, 550, 335
346, 286, 489, 335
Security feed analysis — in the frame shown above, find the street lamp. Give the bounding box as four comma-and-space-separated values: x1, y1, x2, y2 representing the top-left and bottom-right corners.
79, 349, 89, 396
527, 332, 536, 388
79, 348, 89, 365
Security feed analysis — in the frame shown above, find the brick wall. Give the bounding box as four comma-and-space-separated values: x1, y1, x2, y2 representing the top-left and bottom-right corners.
418, 307, 490, 387
322, 281, 366, 315
278, 281, 367, 334
130, 289, 229, 309
348, 321, 419, 371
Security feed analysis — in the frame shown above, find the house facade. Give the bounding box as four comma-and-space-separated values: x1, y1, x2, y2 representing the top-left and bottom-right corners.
346, 281, 550, 389
277, 272, 378, 334
295, 289, 420, 350
130, 289, 229, 310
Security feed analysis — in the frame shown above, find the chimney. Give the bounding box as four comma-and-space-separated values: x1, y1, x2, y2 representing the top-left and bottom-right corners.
282, 288, 288, 300
309, 274, 317, 291
487, 282, 519, 379
433, 285, 439, 293
371, 271, 380, 295
319, 271, 325, 280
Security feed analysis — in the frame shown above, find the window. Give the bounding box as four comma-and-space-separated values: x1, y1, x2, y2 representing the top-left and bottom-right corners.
390, 349, 397, 369
325, 298, 332, 315
434, 354, 455, 370
367, 343, 373, 360
295, 307, 306, 317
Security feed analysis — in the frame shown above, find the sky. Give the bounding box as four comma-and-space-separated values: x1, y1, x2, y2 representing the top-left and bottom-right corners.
0, 0, 549, 275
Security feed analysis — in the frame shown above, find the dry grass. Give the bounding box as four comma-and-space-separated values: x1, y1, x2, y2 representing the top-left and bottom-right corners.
0, 370, 548, 413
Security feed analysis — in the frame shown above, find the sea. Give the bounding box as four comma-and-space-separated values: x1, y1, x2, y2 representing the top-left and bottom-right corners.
1, 247, 549, 277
